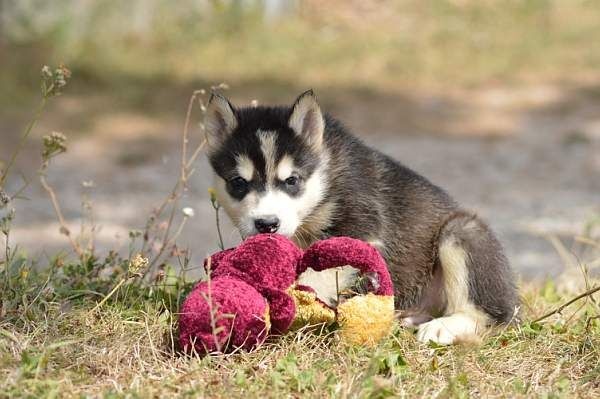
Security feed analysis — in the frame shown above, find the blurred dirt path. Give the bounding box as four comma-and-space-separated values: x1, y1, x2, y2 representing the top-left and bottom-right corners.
3, 83, 599, 281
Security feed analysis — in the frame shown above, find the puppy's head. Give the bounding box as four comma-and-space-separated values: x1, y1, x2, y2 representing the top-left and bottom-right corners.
205, 90, 327, 238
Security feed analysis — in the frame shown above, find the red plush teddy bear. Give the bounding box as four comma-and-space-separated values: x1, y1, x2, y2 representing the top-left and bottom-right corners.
179, 234, 394, 354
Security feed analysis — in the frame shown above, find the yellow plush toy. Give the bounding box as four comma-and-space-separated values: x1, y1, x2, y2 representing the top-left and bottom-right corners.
291, 237, 396, 346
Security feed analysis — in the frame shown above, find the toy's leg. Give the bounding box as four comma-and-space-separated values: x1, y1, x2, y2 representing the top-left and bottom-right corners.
416, 213, 518, 345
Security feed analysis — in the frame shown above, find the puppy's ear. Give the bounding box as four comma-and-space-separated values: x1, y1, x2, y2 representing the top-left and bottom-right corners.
205, 93, 237, 153
289, 90, 324, 150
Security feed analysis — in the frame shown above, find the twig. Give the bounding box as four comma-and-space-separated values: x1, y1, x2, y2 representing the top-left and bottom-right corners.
141, 181, 178, 254
181, 90, 204, 185
586, 315, 600, 332
80, 184, 96, 255
202, 257, 223, 353
143, 90, 207, 273
533, 285, 600, 323
186, 139, 207, 171
3, 229, 11, 289
10, 173, 30, 200
147, 193, 181, 272
148, 214, 191, 272
88, 278, 127, 314
1, 64, 71, 189
149, 89, 202, 265
144, 312, 160, 364
335, 270, 340, 306
213, 203, 224, 250
574, 236, 600, 250
0, 98, 47, 189
39, 170, 84, 258
545, 234, 578, 270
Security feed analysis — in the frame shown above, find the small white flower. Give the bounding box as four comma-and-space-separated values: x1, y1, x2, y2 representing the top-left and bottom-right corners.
182, 207, 195, 218
41, 65, 52, 78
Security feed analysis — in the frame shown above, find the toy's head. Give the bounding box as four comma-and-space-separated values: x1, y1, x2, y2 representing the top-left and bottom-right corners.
179, 234, 302, 354
211, 234, 302, 292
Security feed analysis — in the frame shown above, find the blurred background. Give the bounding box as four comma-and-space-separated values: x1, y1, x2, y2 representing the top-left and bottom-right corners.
1, 0, 599, 281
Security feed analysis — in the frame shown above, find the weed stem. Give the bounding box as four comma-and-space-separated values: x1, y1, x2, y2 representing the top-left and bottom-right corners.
0, 97, 47, 188
534, 285, 600, 323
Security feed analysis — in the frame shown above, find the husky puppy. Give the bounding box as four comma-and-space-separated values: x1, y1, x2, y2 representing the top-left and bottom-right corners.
204, 90, 518, 345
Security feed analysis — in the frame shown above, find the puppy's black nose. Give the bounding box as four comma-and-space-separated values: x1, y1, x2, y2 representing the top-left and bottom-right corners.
254, 216, 280, 233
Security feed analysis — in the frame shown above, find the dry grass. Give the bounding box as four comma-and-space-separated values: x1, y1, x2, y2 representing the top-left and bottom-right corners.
0, 271, 599, 398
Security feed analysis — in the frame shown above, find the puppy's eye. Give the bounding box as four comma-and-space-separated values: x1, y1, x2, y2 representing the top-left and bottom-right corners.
230, 176, 248, 190
228, 176, 248, 197
285, 175, 299, 186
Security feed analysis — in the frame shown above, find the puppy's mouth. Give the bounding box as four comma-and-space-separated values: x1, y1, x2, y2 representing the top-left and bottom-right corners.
238, 224, 297, 239
242, 230, 295, 239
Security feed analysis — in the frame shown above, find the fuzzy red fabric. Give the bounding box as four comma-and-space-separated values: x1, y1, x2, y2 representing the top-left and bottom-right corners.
212, 234, 302, 292
179, 278, 268, 354
298, 237, 394, 296
262, 287, 297, 333
179, 234, 394, 354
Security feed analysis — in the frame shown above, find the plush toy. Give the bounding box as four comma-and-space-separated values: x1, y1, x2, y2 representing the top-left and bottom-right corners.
178, 234, 395, 354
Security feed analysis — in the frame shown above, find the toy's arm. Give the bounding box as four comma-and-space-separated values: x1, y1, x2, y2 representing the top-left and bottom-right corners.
297, 237, 394, 296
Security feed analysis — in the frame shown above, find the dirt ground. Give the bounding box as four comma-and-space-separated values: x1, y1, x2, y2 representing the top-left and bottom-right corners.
2, 81, 599, 282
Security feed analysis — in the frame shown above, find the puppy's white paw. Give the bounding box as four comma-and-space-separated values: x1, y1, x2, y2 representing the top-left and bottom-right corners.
416, 314, 479, 345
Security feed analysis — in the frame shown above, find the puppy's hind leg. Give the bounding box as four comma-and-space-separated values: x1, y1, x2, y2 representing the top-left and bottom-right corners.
416, 213, 518, 345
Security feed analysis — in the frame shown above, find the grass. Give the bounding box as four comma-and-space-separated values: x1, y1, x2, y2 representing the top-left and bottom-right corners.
0, 259, 599, 398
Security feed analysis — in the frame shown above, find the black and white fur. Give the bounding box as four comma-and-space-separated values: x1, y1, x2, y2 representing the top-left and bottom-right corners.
204, 90, 518, 345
